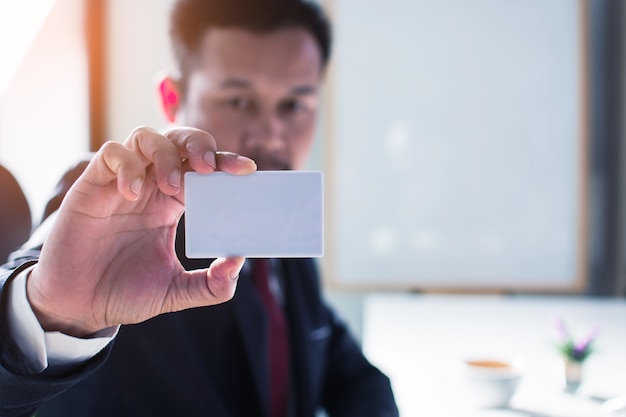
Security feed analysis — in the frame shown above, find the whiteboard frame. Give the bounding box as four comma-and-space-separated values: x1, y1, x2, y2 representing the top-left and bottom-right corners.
321, 0, 590, 293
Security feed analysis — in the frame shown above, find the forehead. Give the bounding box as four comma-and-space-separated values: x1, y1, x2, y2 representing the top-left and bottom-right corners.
192, 27, 322, 88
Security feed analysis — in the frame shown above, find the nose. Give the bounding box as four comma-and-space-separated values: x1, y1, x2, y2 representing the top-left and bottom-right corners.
247, 110, 286, 151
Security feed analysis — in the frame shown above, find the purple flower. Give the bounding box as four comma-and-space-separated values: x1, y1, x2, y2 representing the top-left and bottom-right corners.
554, 318, 597, 363
574, 326, 598, 354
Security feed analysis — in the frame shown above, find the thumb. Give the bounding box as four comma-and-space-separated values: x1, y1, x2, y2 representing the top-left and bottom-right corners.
166, 257, 244, 312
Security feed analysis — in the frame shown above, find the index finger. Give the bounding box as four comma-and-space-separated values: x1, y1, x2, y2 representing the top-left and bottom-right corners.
163, 127, 257, 176
123, 126, 188, 195
162, 127, 219, 174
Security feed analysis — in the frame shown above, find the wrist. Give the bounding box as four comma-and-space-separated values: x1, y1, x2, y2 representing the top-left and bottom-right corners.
25, 267, 95, 338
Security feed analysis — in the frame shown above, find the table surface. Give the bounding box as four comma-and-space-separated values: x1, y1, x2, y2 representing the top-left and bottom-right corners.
362, 294, 626, 417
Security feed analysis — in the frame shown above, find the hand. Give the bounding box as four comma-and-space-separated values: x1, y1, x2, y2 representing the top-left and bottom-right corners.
25, 127, 256, 337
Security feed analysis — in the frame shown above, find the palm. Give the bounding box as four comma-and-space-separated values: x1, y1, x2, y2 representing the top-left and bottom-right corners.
36, 166, 185, 330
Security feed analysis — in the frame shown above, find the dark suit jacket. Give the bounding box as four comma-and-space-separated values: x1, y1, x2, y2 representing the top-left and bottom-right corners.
0, 220, 398, 417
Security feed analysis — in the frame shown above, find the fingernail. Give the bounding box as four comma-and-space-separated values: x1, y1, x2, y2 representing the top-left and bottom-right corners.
129, 178, 143, 197
168, 169, 181, 188
237, 155, 255, 164
230, 260, 244, 280
203, 151, 216, 169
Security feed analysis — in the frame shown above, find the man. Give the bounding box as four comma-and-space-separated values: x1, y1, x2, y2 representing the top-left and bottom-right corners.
0, 0, 398, 416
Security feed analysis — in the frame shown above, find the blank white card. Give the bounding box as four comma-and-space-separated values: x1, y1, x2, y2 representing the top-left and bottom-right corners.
184, 171, 323, 258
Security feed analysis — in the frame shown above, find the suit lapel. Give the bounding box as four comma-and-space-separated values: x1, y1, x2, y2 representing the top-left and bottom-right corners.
233, 267, 270, 417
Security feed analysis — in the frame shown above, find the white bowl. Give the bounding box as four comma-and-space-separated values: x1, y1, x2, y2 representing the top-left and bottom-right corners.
464, 358, 525, 408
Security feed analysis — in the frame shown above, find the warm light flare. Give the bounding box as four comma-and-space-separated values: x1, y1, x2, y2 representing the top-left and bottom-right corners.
0, 0, 56, 95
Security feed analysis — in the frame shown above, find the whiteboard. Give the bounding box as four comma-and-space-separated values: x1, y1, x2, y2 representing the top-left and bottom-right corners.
325, 0, 587, 291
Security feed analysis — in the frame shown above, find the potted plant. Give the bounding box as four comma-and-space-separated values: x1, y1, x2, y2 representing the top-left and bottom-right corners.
554, 317, 597, 393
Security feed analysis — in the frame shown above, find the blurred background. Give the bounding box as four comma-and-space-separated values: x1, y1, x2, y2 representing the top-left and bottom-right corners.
2, 0, 624, 299
1, 1, 625, 415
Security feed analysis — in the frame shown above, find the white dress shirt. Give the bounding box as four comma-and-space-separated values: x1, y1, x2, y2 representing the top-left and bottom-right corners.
6, 265, 117, 375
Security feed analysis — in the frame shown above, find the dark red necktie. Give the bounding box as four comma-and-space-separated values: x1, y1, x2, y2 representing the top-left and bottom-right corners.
252, 259, 290, 417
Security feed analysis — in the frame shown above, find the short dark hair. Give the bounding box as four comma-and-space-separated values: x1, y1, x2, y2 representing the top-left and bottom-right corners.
170, 0, 332, 87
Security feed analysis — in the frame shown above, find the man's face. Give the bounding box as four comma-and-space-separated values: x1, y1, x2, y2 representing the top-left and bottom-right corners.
179, 27, 322, 170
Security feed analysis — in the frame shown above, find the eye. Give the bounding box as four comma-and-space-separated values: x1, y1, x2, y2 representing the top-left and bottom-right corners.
278, 98, 307, 115
223, 96, 253, 111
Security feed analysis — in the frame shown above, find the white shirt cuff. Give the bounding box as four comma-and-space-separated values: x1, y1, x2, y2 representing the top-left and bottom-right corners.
7, 265, 118, 374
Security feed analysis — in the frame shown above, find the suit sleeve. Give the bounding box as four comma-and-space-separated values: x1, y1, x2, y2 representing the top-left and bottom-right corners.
0, 255, 111, 417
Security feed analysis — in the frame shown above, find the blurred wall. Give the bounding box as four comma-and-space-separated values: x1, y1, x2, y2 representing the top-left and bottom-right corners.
0, 0, 89, 222
106, 0, 176, 141
588, 0, 626, 296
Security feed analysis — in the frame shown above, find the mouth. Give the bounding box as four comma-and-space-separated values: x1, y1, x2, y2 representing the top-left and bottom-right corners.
250, 153, 291, 171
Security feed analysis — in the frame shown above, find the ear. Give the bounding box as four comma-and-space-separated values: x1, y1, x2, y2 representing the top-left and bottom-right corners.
158, 76, 181, 123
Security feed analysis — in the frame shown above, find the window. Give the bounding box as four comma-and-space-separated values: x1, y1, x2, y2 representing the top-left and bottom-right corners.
0, 0, 89, 224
